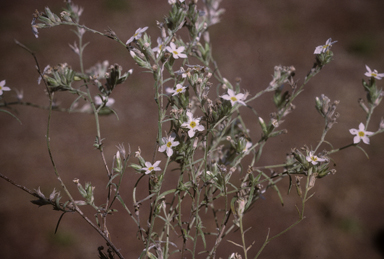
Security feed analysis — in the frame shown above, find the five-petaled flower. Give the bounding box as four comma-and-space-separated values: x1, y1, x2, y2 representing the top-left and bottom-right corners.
158, 132, 180, 157
0, 80, 11, 95
314, 38, 337, 54
165, 42, 187, 59
364, 65, 384, 80
181, 110, 205, 138
126, 27, 148, 45
306, 151, 327, 165
169, 84, 186, 96
221, 89, 246, 106
349, 122, 374, 144
142, 160, 161, 174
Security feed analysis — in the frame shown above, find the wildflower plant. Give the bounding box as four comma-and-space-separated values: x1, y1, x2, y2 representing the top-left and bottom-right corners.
0, 1, 384, 259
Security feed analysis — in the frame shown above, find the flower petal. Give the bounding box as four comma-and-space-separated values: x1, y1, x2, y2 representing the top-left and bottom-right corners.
362, 136, 370, 144
188, 129, 195, 138
166, 148, 173, 157
196, 125, 205, 131
221, 94, 230, 100
227, 89, 235, 96
365, 65, 371, 74
177, 53, 187, 58
358, 123, 365, 131
158, 145, 166, 152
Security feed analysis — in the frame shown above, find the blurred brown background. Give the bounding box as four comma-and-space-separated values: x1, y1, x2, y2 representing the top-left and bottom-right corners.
1, 0, 384, 258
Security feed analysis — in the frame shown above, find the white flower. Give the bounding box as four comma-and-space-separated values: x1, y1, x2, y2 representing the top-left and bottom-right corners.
142, 160, 161, 174
314, 38, 337, 54
306, 151, 327, 165
349, 122, 374, 144
86, 60, 109, 80
152, 37, 166, 58
241, 138, 252, 154
126, 27, 148, 45
169, 84, 186, 96
165, 42, 187, 59
0, 80, 11, 95
174, 67, 190, 78
181, 110, 205, 138
37, 65, 51, 85
94, 96, 115, 107
364, 65, 384, 80
158, 132, 180, 157
221, 89, 246, 106
15, 88, 23, 100
69, 41, 80, 55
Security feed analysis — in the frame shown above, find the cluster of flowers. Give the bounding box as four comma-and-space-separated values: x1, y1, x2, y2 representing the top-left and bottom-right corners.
123, 37, 383, 174
2, 1, 382, 258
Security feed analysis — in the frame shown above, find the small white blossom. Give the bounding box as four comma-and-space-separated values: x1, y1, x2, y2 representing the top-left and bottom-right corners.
0, 80, 11, 95
31, 18, 39, 38
349, 122, 374, 144
70, 2, 84, 17
94, 96, 115, 107
78, 28, 86, 36
221, 89, 246, 106
158, 132, 180, 157
314, 38, 337, 54
69, 41, 80, 55
14, 88, 23, 100
181, 110, 205, 138
152, 37, 167, 58
126, 27, 148, 45
306, 151, 327, 165
169, 84, 186, 96
241, 138, 252, 154
165, 42, 187, 59
364, 65, 384, 80
38, 65, 51, 85
86, 60, 109, 79
175, 67, 190, 78
142, 161, 161, 174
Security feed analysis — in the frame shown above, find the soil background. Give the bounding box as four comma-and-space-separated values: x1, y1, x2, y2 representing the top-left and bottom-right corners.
1, 0, 384, 258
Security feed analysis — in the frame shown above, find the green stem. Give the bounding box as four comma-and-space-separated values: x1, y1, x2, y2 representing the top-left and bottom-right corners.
239, 216, 248, 259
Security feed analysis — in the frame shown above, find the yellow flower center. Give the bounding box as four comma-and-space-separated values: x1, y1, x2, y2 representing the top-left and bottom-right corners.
176, 88, 183, 93
230, 96, 238, 102
173, 51, 178, 55
190, 121, 196, 128
148, 166, 154, 171
166, 141, 172, 148
312, 156, 317, 161
358, 131, 365, 137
